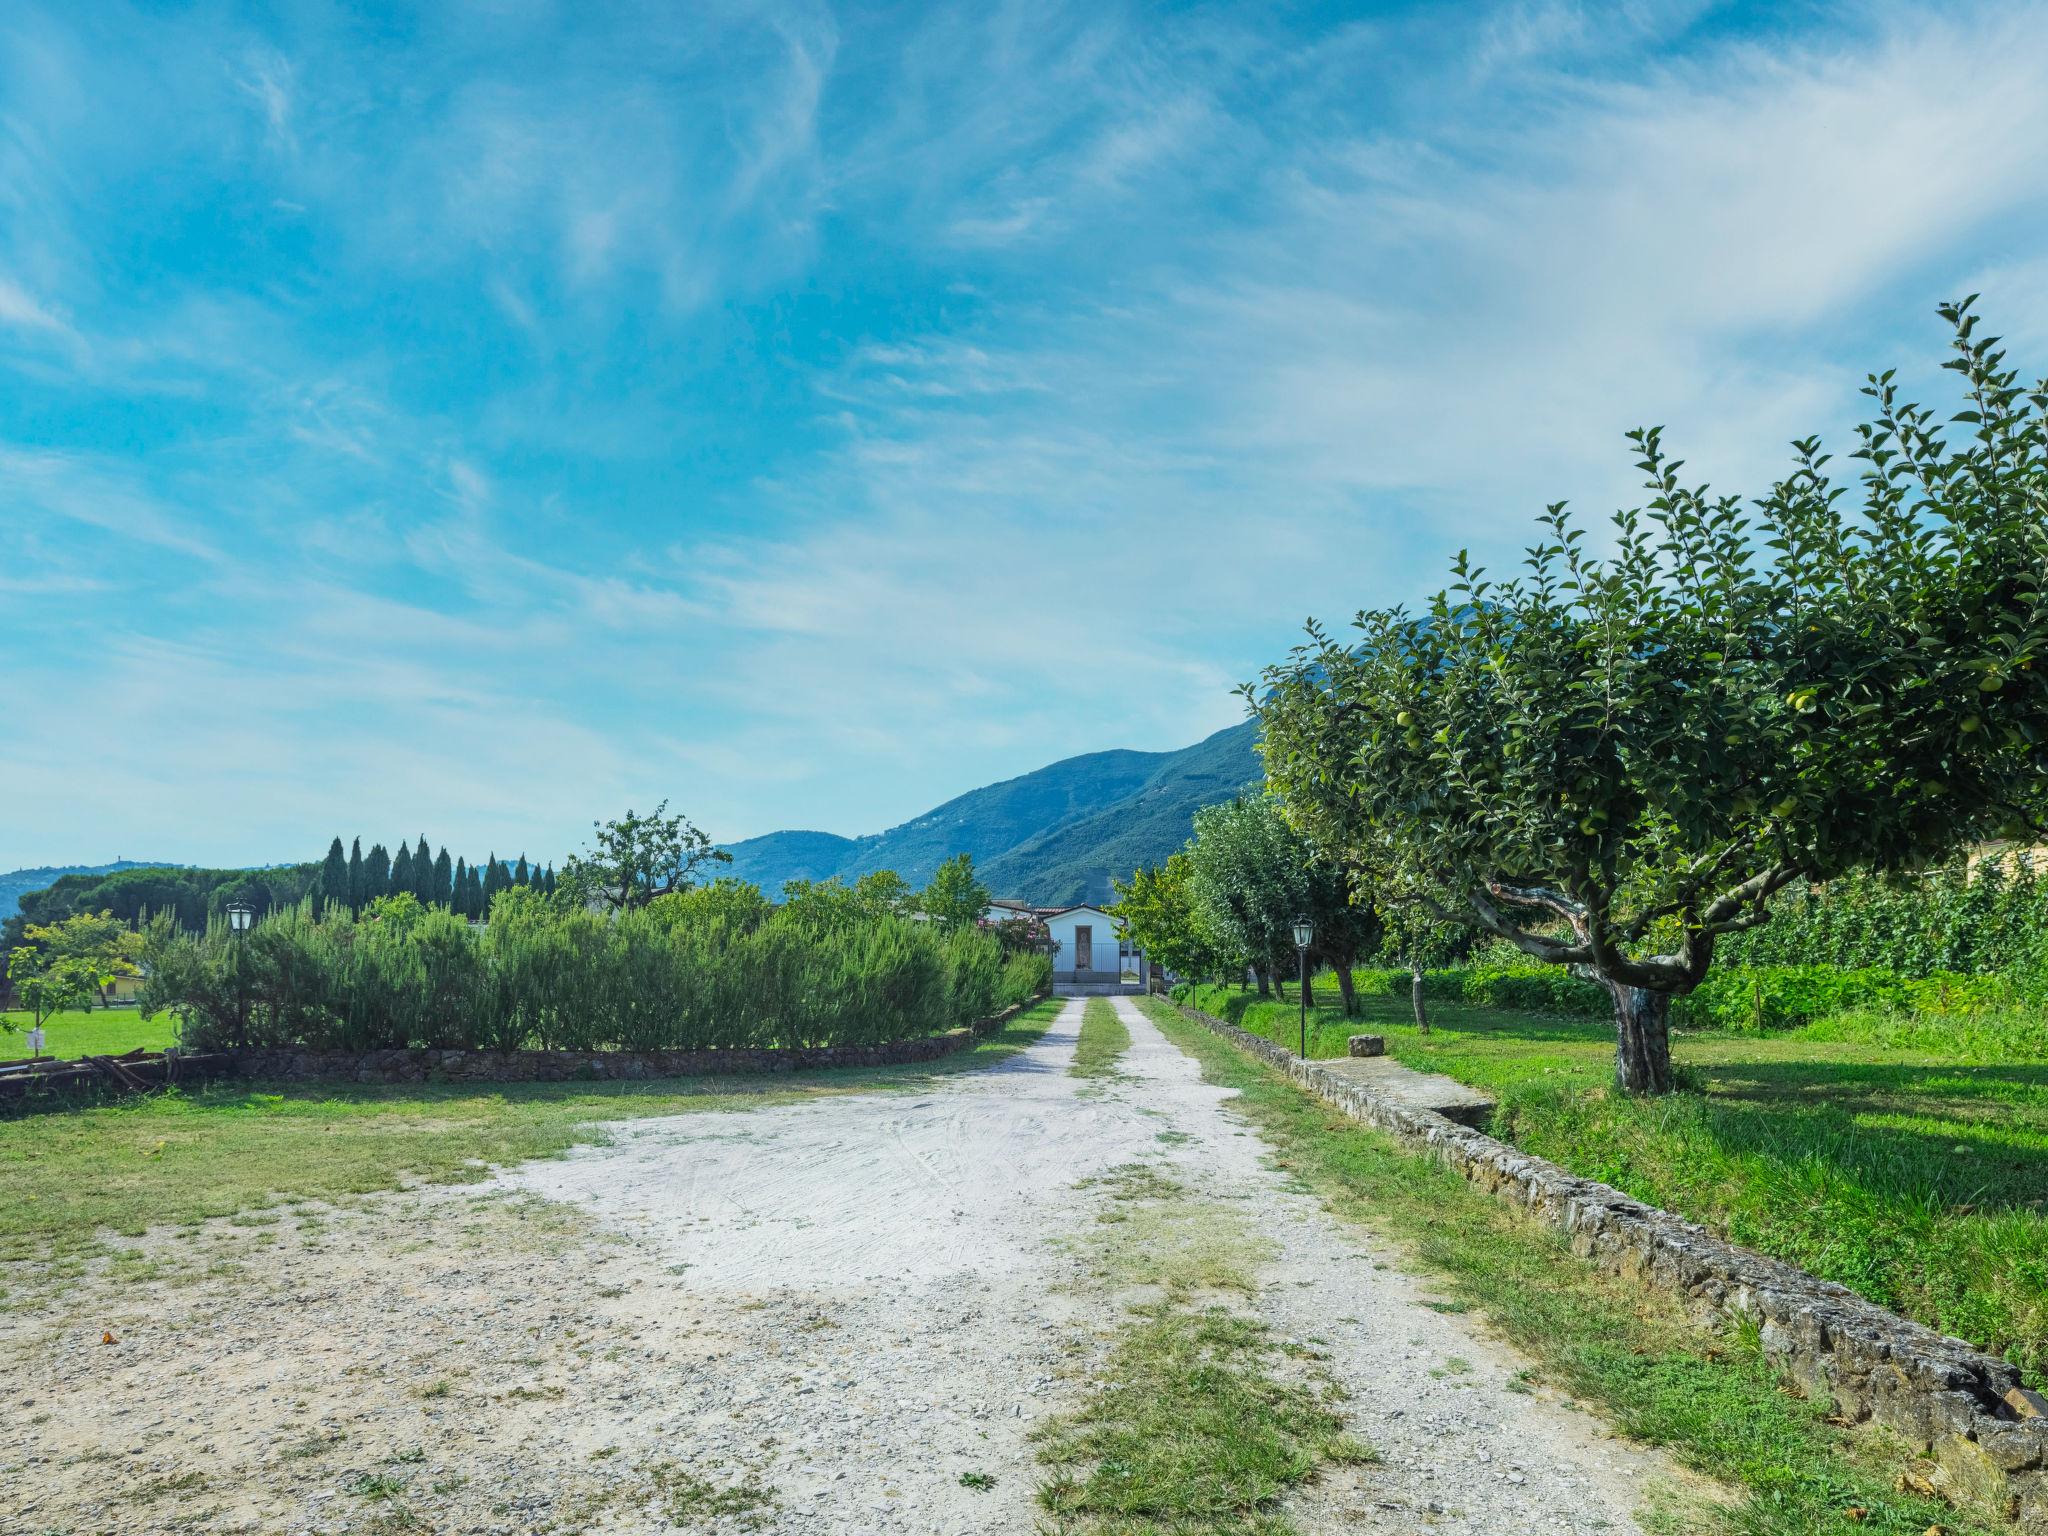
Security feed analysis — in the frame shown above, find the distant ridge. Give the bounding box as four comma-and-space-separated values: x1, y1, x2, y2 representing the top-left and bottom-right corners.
721, 720, 1261, 905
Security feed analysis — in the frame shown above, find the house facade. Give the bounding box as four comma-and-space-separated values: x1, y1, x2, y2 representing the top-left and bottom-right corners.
1046, 905, 1146, 994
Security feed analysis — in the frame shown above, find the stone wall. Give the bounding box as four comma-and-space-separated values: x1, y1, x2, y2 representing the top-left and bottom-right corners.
1162, 997, 2048, 1529
233, 1000, 1034, 1086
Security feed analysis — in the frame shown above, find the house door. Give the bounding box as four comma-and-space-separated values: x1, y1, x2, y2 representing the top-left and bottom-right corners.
1074, 926, 1092, 972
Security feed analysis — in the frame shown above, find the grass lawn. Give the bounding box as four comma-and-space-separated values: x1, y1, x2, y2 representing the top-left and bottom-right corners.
0, 998, 1063, 1280
1182, 981, 2048, 1391
2, 1007, 179, 1058
1139, 997, 1992, 1536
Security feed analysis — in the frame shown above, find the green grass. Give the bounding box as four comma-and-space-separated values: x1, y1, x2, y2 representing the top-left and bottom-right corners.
1071, 999, 1132, 1080
0, 997, 1062, 1278
2, 1007, 178, 1058
1038, 1160, 1369, 1533
1139, 997, 1991, 1536
1186, 981, 2048, 1391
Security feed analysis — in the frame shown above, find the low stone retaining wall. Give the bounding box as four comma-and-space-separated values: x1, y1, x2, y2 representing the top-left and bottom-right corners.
1162, 997, 2048, 1529
234, 1000, 1037, 1086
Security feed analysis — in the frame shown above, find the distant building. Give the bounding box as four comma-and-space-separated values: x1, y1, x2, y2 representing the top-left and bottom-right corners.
981, 900, 1147, 996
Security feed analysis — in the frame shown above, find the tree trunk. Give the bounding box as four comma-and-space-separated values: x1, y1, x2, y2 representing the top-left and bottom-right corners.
1335, 965, 1356, 1016
1301, 969, 1315, 1009
1255, 967, 1271, 998
1411, 966, 1428, 1033
1607, 982, 1674, 1094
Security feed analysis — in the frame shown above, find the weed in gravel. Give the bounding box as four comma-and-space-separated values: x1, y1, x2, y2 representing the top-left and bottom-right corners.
959, 1471, 997, 1491
1072, 1000, 1132, 1080
1036, 1303, 1371, 1533
1042, 1145, 1369, 1533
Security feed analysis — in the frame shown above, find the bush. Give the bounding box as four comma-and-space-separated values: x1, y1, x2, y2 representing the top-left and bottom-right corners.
144, 887, 1037, 1054
1670, 965, 2019, 1033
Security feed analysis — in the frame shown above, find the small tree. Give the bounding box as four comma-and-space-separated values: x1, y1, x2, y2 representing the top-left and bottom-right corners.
561, 802, 731, 913
1112, 851, 1229, 985
1256, 302, 2048, 1092
17, 910, 144, 1010
919, 854, 991, 926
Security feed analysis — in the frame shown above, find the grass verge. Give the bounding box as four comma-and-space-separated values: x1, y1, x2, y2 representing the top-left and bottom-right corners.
2, 1007, 178, 1058
1071, 998, 1132, 1080
0, 997, 1062, 1281
1038, 1161, 1370, 1534
1184, 981, 2048, 1390
1138, 996, 1992, 1536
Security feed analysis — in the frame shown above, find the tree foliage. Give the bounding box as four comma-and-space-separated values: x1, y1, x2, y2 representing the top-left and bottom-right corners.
1112, 851, 1229, 982
560, 802, 732, 913
919, 853, 992, 926
1254, 303, 2048, 1091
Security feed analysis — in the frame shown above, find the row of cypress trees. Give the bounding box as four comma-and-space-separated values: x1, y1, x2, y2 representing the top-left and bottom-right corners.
317, 836, 556, 920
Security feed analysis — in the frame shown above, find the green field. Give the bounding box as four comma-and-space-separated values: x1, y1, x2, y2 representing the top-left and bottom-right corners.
1181, 981, 2048, 1390
0, 998, 1062, 1278
2, 1007, 179, 1059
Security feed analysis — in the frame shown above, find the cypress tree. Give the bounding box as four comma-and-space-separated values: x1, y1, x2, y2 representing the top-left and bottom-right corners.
348, 837, 365, 911
433, 847, 452, 907
514, 854, 530, 887
412, 836, 434, 902
468, 863, 486, 916
542, 865, 556, 897
482, 852, 504, 913
319, 837, 348, 915
366, 842, 391, 901
392, 841, 414, 901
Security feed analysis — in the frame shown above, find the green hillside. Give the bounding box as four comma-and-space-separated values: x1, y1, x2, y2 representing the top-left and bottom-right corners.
721, 720, 1261, 903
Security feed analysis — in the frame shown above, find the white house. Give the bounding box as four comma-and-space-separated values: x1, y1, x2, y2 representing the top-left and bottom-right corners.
1040, 904, 1146, 993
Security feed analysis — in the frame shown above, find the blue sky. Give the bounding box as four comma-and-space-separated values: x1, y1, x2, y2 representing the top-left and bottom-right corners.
6, 0, 2048, 870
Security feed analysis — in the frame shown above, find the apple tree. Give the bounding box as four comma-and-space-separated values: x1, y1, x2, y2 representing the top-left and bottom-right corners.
1254, 302, 2048, 1092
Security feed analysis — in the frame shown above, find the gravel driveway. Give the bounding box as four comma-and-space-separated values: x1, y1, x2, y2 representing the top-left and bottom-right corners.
7, 998, 1681, 1534
501, 995, 1676, 1533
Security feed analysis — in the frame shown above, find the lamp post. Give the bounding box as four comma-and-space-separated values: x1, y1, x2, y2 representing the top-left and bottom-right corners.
1291, 916, 1313, 1058
226, 901, 253, 1048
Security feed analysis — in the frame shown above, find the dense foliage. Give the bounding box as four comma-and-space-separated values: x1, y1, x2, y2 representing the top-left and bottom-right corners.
1718, 854, 2048, 978
142, 884, 1047, 1054
1113, 799, 1377, 1011
3, 862, 320, 949
1254, 304, 2048, 1091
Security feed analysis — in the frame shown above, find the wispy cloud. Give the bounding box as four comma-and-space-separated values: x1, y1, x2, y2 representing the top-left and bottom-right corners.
5, 0, 2048, 868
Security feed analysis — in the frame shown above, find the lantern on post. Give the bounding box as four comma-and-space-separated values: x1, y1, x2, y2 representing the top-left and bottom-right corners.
1291, 916, 1314, 1058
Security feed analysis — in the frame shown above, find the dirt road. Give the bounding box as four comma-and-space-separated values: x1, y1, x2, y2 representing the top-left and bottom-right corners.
7, 997, 1678, 1533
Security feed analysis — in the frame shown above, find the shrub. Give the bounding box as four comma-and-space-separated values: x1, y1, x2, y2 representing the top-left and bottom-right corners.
142, 888, 1035, 1054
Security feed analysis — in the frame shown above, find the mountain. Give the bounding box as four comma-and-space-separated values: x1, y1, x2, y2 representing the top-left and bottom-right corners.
0, 860, 178, 921
721, 720, 1262, 904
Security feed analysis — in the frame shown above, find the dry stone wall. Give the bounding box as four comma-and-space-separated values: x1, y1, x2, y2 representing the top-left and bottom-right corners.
1163, 997, 2048, 1529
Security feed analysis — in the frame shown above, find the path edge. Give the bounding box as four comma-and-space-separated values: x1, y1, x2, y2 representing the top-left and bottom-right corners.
1155, 995, 2048, 1529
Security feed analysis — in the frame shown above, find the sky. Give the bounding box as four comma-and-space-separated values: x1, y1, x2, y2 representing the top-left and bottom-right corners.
6, 0, 2048, 871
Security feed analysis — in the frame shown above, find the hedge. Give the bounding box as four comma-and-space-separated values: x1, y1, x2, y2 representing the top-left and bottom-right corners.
142, 887, 1050, 1053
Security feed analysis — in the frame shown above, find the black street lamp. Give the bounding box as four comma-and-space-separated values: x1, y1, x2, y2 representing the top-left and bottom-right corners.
227, 901, 253, 1048
1292, 916, 1314, 1058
